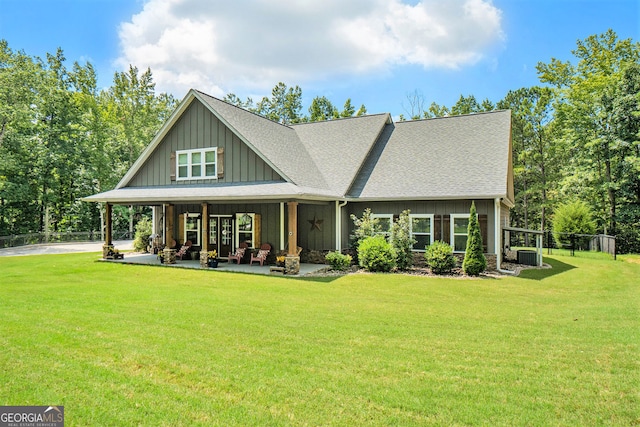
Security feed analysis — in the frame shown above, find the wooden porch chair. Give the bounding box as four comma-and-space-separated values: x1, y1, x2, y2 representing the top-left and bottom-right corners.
175, 240, 192, 260
228, 242, 248, 264
250, 243, 272, 266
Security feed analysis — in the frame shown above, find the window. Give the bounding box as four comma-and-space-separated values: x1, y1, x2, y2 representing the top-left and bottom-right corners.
410, 214, 434, 251
237, 213, 255, 247
450, 214, 470, 252
184, 213, 201, 246
372, 214, 393, 237
176, 148, 217, 180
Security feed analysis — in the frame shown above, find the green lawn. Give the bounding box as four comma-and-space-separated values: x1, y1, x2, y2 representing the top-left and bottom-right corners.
1, 253, 638, 426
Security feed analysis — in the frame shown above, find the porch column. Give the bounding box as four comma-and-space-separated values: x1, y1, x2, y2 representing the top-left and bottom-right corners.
285, 201, 300, 275
165, 204, 174, 247
200, 202, 209, 268
102, 203, 113, 259
287, 201, 298, 255
163, 204, 176, 264
105, 203, 112, 246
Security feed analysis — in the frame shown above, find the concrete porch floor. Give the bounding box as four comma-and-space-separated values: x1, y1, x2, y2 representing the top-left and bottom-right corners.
103, 252, 329, 277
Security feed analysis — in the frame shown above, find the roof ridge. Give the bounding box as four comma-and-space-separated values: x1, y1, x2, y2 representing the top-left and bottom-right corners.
395, 109, 510, 124
288, 113, 390, 127
193, 89, 295, 129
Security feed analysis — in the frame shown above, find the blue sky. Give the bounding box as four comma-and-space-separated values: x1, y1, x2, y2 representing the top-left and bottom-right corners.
1, 0, 638, 118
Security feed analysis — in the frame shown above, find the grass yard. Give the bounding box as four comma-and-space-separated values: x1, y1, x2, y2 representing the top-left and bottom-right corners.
1, 253, 638, 426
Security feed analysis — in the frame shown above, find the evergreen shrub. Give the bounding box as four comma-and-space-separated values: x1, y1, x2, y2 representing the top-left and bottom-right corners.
325, 251, 352, 271
425, 241, 456, 274
390, 209, 416, 270
358, 235, 396, 272
133, 217, 153, 252
462, 202, 487, 276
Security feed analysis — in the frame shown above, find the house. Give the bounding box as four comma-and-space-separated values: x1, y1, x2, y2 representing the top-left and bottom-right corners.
84, 89, 514, 272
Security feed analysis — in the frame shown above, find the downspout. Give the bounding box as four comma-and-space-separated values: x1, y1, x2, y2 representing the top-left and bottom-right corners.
495, 197, 514, 275
336, 200, 348, 252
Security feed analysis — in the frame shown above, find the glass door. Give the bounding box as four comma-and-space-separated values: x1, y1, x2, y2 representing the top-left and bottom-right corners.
209, 215, 234, 257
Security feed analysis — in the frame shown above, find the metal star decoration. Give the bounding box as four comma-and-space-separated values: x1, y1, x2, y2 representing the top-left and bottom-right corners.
308, 215, 323, 231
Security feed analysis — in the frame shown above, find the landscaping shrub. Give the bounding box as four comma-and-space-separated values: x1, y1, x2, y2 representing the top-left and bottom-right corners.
390, 209, 416, 270
358, 235, 396, 272
462, 202, 487, 276
350, 209, 381, 260
552, 200, 597, 247
133, 217, 153, 252
425, 240, 456, 274
325, 251, 352, 271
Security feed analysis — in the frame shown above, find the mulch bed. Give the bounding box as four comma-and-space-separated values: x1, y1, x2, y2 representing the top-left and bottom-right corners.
303, 262, 550, 278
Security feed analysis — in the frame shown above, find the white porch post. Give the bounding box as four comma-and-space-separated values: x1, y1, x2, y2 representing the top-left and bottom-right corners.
280, 202, 285, 251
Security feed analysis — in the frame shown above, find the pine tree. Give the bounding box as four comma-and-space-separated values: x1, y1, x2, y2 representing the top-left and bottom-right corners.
462, 202, 487, 276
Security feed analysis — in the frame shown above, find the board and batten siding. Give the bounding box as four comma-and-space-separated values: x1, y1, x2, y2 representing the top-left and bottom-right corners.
297, 203, 336, 252
345, 199, 496, 253
174, 203, 282, 249
127, 99, 283, 187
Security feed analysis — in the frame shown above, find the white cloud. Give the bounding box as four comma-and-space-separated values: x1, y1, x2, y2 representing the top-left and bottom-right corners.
116, 0, 504, 97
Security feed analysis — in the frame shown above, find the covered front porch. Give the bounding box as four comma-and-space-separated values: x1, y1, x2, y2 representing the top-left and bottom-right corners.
102, 251, 329, 276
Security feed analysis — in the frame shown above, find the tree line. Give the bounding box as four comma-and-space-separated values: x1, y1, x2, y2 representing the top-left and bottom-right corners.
1, 29, 638, 252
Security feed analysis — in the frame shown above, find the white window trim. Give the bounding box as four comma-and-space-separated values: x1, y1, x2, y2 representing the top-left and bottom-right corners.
236, 213, 256, 247
450, 213, 476, 253
176, 147, 217, 181
409, 214, 434, 252
372, 214, 393, 236
184, 213, 201, 246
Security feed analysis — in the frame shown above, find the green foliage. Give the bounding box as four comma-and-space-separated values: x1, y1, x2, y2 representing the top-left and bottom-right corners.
390, 209, 415, 270
358, 235, 396, 272
462, 202, 487, 276
552, 201, 596, 246
0, 41, 175, 236
132, 217, 153, 252
425, 240, 457, 274
324, 251, 352, 271
350, 208, 380, 255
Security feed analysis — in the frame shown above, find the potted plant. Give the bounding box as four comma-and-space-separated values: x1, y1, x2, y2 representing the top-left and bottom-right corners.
207, 250, 219, 268
158, 252, 165, 264
276, 255, 286, 267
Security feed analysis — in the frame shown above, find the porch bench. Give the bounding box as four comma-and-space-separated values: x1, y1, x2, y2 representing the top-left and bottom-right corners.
269, 266, 285, 275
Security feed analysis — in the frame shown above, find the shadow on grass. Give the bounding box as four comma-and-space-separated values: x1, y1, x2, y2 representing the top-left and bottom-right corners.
517, 258, 576, 281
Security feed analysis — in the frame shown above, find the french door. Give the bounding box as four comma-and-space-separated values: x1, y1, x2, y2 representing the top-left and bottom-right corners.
209, 215, 234, 257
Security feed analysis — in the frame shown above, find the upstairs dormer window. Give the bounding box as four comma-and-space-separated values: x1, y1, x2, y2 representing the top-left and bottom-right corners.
176, 148, 217, 180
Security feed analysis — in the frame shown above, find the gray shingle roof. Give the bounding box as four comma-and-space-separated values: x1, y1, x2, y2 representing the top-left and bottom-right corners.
196, 91, 331, 190
290, 113, 391, 195
84, 181, 339, 204
347, 110, 512, 200
92, 89, 512, 204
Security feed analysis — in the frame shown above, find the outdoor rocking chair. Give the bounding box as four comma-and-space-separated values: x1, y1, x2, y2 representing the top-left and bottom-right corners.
250, 243, 272, 266
228, 242, 248, 264
175, 240, 192, 260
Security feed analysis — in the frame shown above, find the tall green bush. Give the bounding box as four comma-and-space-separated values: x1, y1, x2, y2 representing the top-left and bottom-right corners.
390, 209, 416, 270
358, 235, 396, 272
425, 240, 456, 274
462, 202, 486, 276
552, 200, 596, 247
133, 217, 153, 252
350, 208, 381, 262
